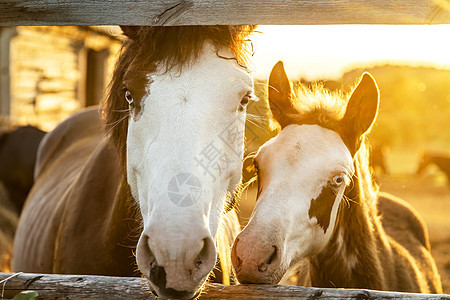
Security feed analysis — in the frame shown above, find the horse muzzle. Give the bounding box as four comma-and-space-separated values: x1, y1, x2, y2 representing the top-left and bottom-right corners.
231, 228, 285, 284
136, 230, 217, 299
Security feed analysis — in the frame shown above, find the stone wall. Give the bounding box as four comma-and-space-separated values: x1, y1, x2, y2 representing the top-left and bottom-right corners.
8, 26, 121, 131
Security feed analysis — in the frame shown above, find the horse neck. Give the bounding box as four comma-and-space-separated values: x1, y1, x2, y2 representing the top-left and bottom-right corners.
431, 156, 450, 175
99, 139, 141, 254
109, 176, 141, 231
309, 143, 388, 289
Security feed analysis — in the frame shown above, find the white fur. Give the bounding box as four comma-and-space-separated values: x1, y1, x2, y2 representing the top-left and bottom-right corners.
127, 42, 253, 294
242, 124, 354, 279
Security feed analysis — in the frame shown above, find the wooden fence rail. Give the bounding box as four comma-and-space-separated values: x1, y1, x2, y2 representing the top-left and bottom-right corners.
1, 1, 450, 300
1, 272, 450, 299
1, 0, 450, 26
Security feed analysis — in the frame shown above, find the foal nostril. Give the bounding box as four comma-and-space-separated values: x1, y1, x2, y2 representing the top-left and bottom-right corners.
267, 246, 278, 265
236, 256, 242, 268
258, 246, 278, 273
231, 237, 242, 271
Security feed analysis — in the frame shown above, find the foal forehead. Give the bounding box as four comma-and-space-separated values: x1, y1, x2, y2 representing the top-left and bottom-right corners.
259, 124, 352, 169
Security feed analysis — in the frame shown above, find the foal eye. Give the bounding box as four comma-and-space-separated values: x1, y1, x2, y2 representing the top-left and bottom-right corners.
330, 174, 346, 187
253, 161, 260, 175
124, 89, 134, 106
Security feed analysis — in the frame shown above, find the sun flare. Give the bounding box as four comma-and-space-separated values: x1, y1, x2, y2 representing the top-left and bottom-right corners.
251, 25, 450, 80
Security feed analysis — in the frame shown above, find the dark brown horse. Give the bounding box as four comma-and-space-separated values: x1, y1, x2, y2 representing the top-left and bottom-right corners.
417, 151, 450, 185
13, 26, 256, 299
231, 61, 442, 293
370, 143, 389, 176
0, 125, 44, 271
0, 125, 45, 213
0, 182, 18, 272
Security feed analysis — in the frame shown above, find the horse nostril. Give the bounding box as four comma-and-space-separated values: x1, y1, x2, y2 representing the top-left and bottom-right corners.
231, 237, 243, 271
236, 256, 242, 268
267, 245, 277, 265
258, 245, 277, 273
149, 264, 167, 290
194, 258, 202, 269
137, 234, 159, 281
193, 237, 212, 270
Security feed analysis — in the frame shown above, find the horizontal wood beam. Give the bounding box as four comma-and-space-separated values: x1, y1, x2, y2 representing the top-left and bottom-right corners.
1, 272, 449, 299
1, 0, 450, 26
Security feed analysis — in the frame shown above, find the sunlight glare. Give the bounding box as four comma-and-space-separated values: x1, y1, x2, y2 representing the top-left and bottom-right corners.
251, 25, 450, 80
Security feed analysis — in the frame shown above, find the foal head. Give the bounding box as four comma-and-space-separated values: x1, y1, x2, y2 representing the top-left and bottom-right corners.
231, 61, 379, 284
105, 26, 255, 299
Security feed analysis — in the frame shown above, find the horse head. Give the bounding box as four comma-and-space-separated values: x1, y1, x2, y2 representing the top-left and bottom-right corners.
105, 26, 255, 298
231, 61, 379, 284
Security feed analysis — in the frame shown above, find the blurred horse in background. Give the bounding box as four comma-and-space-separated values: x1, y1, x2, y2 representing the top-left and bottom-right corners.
417, 151, 450, 186
0, 124, 45, 271
0, 126, 45, 214
0, 125, 46, 213
0, 182, 18, 272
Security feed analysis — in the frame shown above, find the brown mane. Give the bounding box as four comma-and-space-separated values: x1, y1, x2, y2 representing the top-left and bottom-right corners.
103, 25, 256, 171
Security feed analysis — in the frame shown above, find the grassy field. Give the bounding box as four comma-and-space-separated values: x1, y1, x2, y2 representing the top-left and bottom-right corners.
237, 151, 450, 293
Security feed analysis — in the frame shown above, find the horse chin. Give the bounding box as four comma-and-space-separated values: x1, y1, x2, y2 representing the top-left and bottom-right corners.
147, 270, 208, 300
235, 264, 287, 285
149, 284, 200, 300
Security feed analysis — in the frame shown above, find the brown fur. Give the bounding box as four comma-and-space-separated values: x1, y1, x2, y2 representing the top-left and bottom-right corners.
13, 26, 255, 282
0, 125, 44, 271
306, 146, 442, 293
269, 61, 442, 293
13, 107, 139, 275
0, 182, 18, 272
417, 151, 450, 185
0, 125, 45, 213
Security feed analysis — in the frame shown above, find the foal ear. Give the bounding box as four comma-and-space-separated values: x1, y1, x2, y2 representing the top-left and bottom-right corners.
120, 26, 141, 40
341, 72, 379, 155
268, 61, 298, 128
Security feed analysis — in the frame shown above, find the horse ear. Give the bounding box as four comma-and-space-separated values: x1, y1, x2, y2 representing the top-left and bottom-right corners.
341, 72, 379, 155
268, 61, 298, 128
120, 26, 141, 40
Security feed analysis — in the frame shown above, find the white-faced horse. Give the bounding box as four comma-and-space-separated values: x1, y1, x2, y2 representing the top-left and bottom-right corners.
13, 25, 256, 299
231, 61, 442, 293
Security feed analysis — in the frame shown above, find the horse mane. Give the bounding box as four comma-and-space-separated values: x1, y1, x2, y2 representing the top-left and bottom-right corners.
102, 25, 256, 170
273, 82, 379, 206
123, 25, 256, 72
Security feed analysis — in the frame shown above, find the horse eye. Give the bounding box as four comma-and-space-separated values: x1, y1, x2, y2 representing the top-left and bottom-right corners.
239, 92, 253, 111
124, 90, 134, 106
254, 161, 260, 175
331, 174, 346, 187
